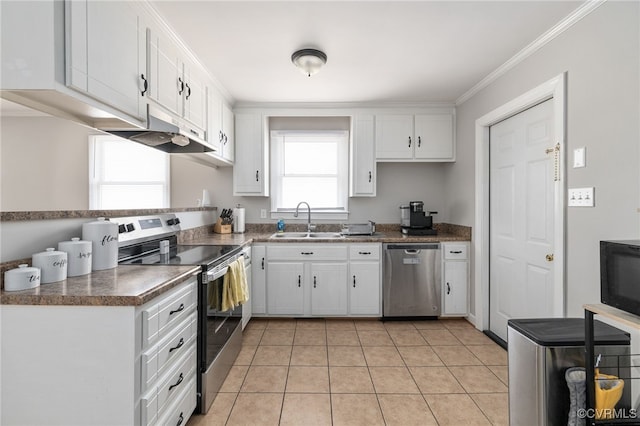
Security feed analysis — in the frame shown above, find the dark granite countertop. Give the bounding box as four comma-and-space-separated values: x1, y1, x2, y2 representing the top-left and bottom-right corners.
0, 264, 200, 306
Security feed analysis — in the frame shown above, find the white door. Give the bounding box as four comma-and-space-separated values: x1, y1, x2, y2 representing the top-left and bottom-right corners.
266, 262, 304, 315
349, 262, 380, 315
489, 99, 556, 341
414, 114, 454, 160
375, 114, 413, 159
311, 263, 348, 316
443, 261, 468, 316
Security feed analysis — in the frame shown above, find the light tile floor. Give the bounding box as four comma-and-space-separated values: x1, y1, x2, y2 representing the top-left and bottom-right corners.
187, 318, 509, 426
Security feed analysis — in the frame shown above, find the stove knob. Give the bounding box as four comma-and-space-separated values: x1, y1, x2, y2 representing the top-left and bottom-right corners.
174, 218, 181, 225
118, 224, 126, 234
126, 223, 135, 232
167, 218, 175, 226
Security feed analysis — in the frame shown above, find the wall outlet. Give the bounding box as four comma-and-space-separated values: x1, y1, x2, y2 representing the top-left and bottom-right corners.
568, 187, 595, 207
260, 209, 267, 219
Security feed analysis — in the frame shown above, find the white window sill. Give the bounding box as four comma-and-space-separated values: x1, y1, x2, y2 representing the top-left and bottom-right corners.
270, 211, 349, 221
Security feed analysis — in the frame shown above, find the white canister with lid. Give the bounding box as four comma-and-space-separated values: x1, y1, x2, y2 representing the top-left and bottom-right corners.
4, 264, 40, 291
58, 237, 92, 277
82, 217, 118, 270
32, 248, 68, 284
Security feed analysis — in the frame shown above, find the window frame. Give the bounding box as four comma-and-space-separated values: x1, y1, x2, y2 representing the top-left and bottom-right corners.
270, 130, 349, 220
89, 134, 170, 210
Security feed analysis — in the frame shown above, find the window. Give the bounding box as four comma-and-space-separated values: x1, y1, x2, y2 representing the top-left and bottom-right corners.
271, 130, 349, 219
89, 135, 169, 209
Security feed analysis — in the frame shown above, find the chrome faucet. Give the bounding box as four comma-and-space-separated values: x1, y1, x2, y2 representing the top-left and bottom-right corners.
294, 201, 314, 233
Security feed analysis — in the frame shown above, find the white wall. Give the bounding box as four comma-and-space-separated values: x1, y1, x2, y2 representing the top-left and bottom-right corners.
446, 2, 640, 318
0, 116, 92, 211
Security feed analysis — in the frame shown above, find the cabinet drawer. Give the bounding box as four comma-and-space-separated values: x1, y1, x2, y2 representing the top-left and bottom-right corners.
141, 348, 196, 425
156, 375, 197, 426
141, 312, 197, 393
142, 279, 196, 348
268, 245, 348, 261
349, 244, 380, 261
443, 244, 468, 260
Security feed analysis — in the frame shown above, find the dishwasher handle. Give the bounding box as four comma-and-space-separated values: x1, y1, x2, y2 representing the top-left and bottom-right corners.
385, 243, 439, 251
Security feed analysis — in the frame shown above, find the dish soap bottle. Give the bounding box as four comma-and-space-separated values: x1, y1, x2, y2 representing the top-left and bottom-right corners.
277, 219, 285, 233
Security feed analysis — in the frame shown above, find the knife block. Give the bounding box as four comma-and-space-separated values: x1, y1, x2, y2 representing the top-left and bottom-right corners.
213, 218, 232, 234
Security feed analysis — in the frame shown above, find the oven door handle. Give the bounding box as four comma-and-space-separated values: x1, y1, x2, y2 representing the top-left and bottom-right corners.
207, 265, 229, 281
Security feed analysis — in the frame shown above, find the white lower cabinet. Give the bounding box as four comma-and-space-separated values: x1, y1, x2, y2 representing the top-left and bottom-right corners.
251, 244, 267, 315
311, 263, 348, 316
263, 243, 380, 317
349, 262, 381, 316
242, 247, 252, 329
267, 262, 305, 315
0, 276, 198, 426
441, 242, 469, 316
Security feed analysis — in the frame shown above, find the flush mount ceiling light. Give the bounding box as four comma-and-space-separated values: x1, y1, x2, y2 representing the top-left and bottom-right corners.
291, 48, 327, 77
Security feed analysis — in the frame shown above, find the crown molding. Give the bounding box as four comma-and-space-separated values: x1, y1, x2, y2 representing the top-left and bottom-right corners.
455, 0, 607, 106
233, 101, 456, 110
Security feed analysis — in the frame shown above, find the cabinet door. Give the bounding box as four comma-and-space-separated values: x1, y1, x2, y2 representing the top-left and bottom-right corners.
206, 87, 223, 152
233, 113, 268, 196
148, 29, 182, 116
222, 103, 235, 162
183, 63, 206, 129
375, 114, 413, 160
267, 262, 304, 315
443, 261, 468, 316
310, 263, 348, 316
414, 114, 454, 160
350, 115, 376, 196
251, 246, 267, 315
67, 1, 145, 120
349, 262, 381, 316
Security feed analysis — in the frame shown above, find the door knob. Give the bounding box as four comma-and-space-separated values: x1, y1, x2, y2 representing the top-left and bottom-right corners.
546, 254, 554, 262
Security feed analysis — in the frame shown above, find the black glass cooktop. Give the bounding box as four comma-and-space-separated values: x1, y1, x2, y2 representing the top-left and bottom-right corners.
120, 244, 241, 267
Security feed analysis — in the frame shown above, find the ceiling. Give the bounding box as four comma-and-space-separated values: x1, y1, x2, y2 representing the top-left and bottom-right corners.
150, 0, 583, 105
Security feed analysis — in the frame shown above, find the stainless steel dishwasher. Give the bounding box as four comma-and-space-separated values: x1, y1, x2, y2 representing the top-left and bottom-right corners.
383, 243, 441, 317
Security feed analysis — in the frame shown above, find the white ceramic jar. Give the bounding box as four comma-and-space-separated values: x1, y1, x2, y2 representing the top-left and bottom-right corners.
58, 237, 92, 277
82, 217, 118, 270
32, 248, 68, 284
4, 264, 41, 291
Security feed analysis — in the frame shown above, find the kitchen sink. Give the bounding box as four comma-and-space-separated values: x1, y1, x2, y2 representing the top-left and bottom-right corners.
270, 232, 344, 239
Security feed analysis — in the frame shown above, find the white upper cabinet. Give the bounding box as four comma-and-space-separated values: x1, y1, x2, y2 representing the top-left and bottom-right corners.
182, 60, 207, 130
414, 114, 454, 160
66, 0, 147, 120
206, 87, 234, 164
148, 28, 181, 116
375, 114, 414, 159
350, 114, 376, 197
234, 113, 268, 196
147, 27, 207, 130
375, 113, 455, 162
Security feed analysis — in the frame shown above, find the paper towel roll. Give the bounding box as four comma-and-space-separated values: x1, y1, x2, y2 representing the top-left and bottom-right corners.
233, 206, 245, 233
202, 189, 211, 207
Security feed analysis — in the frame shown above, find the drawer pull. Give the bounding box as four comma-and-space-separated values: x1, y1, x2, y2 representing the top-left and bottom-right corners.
358, 251, 372, 255
313, 276, 317, 288
176, 412, 184, 426
447, 283, 451, 294
298, 275, 301, 287
261, 257, 265, 269
169, 337, 185, 353
449, 250, 463, 254
169, 303, 185, 316
169, 373, 184, 392
353, 275, 356, 288
301, 252, 314, 255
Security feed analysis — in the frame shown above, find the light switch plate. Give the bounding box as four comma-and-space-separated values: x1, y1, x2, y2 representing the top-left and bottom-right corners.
568, 187, 595, 207
573, 147, 586, 168
260, 209, 267, 219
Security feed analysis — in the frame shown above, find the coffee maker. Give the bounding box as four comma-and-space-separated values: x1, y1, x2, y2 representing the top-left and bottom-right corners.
400, 201, 437, 235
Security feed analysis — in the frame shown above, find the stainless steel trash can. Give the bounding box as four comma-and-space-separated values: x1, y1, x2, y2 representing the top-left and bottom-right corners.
507, 318, 630, 425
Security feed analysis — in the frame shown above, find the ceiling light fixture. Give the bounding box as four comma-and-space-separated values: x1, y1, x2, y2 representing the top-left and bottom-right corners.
291, 48, 327, 77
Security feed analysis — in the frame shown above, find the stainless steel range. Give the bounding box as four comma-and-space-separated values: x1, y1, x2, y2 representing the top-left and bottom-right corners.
115, 214, 245, 414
